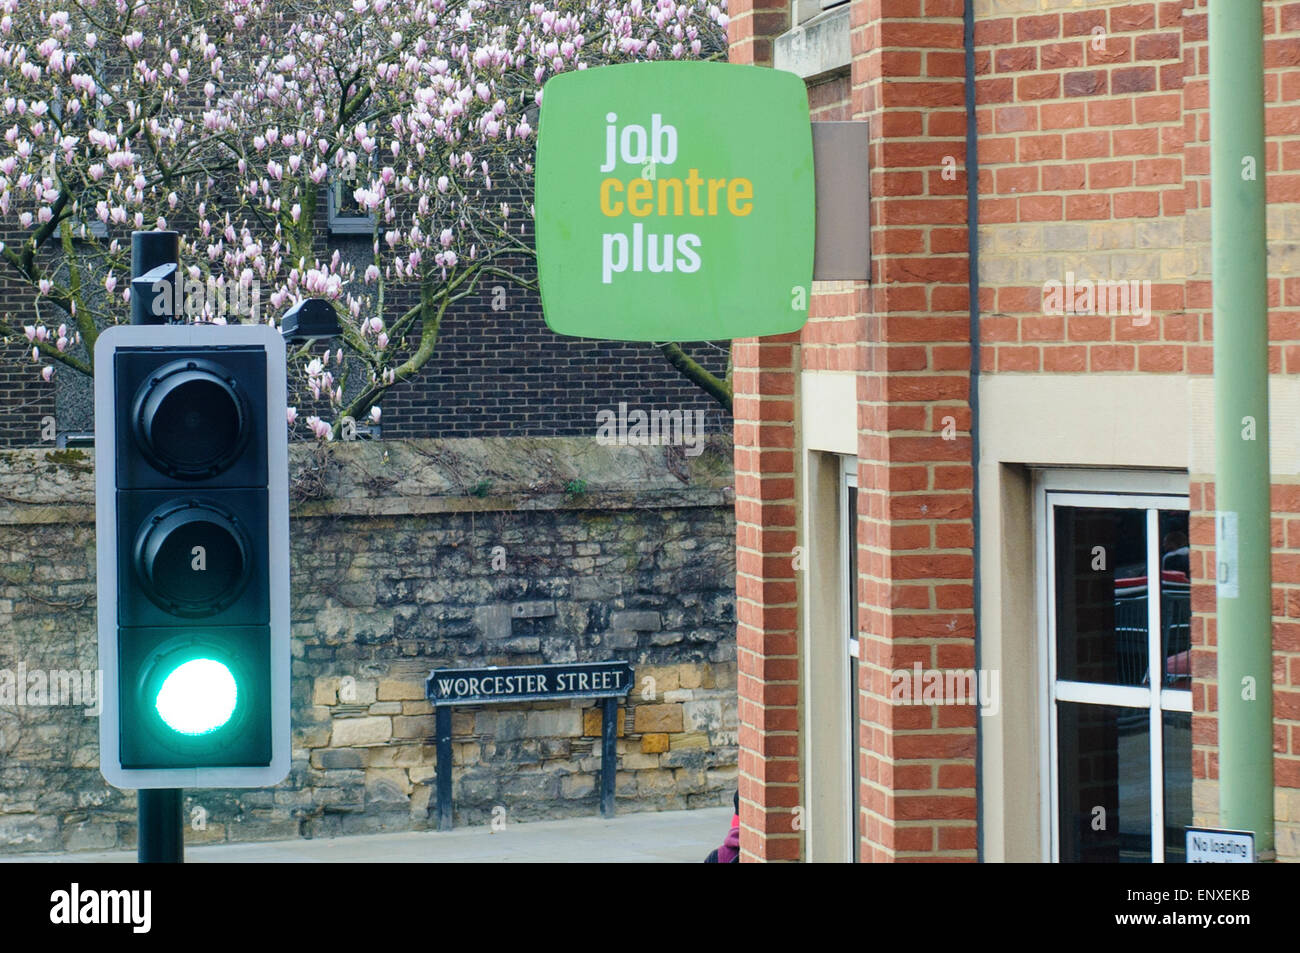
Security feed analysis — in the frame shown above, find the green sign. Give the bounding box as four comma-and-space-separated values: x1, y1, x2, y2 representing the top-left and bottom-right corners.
535, 61, 814, 342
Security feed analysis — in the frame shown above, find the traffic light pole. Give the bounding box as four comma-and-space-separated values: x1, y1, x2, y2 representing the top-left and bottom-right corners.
1209, 7, 1274, 858
131, 230, 185, 864
137, 789, 184, 863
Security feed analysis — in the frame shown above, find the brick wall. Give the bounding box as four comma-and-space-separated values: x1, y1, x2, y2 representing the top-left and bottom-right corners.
728, 0, 803, 863
853, 0, 978, 862
1179, 0, 1300, 857
731, 0, 979, 863
974, 0, 1300, 858
973, 0, 1192, 376
0, 159, 731, 449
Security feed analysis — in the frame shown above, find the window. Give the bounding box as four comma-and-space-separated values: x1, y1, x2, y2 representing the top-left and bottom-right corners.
326, 165, 377, 235
796, 0, 849, 25
1038, 473, 1192, 862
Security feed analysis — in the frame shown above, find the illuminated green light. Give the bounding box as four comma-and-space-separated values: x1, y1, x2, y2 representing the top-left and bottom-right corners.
154, 658, 237, 735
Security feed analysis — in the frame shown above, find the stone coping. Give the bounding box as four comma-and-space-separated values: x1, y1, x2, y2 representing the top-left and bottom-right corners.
0, 435, 735, 525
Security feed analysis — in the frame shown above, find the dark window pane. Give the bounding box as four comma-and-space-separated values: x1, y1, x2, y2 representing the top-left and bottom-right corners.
1055, 506, 1150, 686
1163, 710, 1192, 862
1057, 702, 1152, 862
1159, 511, 1191, 690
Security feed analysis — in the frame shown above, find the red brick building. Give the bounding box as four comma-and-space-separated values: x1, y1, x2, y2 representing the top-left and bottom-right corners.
729, 0, 1300, 861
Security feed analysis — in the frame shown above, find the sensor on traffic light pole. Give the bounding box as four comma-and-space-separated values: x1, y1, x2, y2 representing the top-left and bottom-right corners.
95, 322, 290, 790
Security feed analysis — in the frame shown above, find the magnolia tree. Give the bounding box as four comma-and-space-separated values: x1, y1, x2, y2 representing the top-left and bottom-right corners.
0, 0, 732, 441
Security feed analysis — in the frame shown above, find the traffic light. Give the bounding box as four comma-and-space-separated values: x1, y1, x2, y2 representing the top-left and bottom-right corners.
95, 323, 289, 789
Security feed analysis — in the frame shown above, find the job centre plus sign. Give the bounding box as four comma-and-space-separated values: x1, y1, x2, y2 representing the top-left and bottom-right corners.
535, 61, 815, 342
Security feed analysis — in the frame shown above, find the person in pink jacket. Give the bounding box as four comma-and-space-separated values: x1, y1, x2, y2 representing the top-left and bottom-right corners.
705, 790, 740, 863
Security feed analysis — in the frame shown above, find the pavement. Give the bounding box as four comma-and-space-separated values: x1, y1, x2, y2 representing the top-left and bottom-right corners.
2, 806, 732, 863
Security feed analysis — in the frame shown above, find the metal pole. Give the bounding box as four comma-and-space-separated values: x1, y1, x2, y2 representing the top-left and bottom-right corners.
600, 696, 617, 818
436, 706, 453, 831
137, 789, 184, 863
130, 230, 185, 864
1209, 3, 1274, 859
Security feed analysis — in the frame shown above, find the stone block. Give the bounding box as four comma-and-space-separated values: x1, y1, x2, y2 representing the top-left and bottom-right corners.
633, 703, 684, 733
377, 677, 425, 701
365, 768, 413, 805
602, 630, 639, 650
635, 769, 677, 796
315, 748, 364, 770
474, 604, 513, 640
341, 679, 378, 705
330, 716, 392, 747
679, 664, 711, 690
609, 610, 661, 631
634, 665, 680, 695
452, 711, 475, 736
365, 744, 430, 768
511, 600, 556, 619
683, 699, 724, 733
673, 767, 708, 794
453, 742, 481, 767
706, 766, 739, 790
526, 708, 583, 738
61, 821, 117, 852
561, 774, 596, 799
640, 733, 669, 754
392, 715, 438, 740
670, 731, 710, 749
368, 702, 403, 715
312, 677, 339, 707
574, 577, 621, 600
621, 752, 661, 770
583, 706, 624, 737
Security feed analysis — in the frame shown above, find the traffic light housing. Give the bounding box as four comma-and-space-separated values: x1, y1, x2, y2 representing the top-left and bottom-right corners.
95, 323, 289, 789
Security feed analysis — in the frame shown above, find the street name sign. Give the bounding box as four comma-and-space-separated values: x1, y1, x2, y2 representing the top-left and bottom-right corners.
426, 660, 632, 706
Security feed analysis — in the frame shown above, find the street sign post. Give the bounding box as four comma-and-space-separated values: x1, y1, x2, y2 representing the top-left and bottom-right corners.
426, 661, 634, 829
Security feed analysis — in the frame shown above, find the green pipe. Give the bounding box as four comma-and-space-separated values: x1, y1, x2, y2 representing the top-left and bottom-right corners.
1209, 1, 1274, 860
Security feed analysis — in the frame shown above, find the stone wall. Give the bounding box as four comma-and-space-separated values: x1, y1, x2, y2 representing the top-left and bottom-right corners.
0, 436, 737, 853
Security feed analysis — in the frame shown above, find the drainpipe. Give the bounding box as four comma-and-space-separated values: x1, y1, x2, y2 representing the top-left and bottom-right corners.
962, 0, 983, 864
1209, 2, 1274, 860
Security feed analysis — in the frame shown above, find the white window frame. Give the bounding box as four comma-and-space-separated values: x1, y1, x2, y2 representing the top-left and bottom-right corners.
841, 456, 859, 860
795, 0, 849, 25
327, 165, 377, 235
1034, 468, 1191, 863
